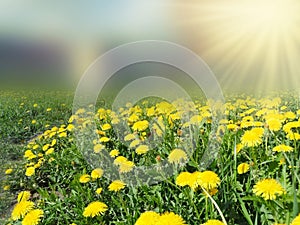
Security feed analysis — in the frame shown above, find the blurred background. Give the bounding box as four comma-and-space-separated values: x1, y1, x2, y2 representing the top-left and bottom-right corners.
0, 0, 300, 94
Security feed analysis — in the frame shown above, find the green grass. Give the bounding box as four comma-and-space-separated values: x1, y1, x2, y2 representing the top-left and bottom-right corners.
1, 89, 300, 225
0, 88, 73, 221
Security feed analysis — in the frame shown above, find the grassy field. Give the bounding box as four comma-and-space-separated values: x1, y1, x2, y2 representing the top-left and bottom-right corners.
0, 89, 73, 222
1, 89, 300, 225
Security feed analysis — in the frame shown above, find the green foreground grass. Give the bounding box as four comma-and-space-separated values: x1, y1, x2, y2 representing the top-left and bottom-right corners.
1, 89, 300, 225
0, 89, 73, 221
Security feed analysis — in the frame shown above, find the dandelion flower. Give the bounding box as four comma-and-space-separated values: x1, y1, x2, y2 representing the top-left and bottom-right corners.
18, 191, 31, 202
273, 144, 293, 153
135, 211, 160, 225
119, 160, 135, 173
124, 133, 136, 141
25, 167, 35, 177
253, 178, 285, 200
79, 174, 90, 183
109, 149, 119, 157
132, 120, 149, 132
108, 180, 126, 192
22, 209, 44, 225
3, 185, 10, 190
83, 201, 108, 218
291, 213, 300, 225
176, 172, 192, 187
241, 128, 263, 147
101, 123, 111, 130
45, 148, 54, 155
129, 139, 140, 148
91, 168, 104, 179
95, 188, 103, 195
201, 219, 225, 225
114, 156, 128, 165
136, 145, 149, 155
100, 137, 110, 143
156, 212, 186, 225
197, 171, 221, 190
5, 168, 13, 175
94, 144, 104, 153
24, 150, 36, 160
237, 163, 250, 174
168, 149, 187, 164
235, 143, 243, 154
266, 118, 282, 131
11, 201, 35, 220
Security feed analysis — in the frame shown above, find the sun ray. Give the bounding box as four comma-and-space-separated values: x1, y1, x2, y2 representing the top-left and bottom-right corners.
173, 0, 300, 93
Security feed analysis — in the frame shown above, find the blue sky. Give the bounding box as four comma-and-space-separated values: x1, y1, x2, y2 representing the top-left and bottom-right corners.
0, 0, 174, 42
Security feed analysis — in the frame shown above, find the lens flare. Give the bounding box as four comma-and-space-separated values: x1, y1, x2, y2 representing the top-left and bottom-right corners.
174, 0, 300, 92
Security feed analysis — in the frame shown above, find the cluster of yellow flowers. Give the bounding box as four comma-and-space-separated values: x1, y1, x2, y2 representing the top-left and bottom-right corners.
10, 191, 44, 225
3, 95, 300, 224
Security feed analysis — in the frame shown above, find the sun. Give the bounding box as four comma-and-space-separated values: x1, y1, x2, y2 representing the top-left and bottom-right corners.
174, 0, 300, 93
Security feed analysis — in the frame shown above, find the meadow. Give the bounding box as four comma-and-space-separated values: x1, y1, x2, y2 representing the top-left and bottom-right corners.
1, 89, 300, 225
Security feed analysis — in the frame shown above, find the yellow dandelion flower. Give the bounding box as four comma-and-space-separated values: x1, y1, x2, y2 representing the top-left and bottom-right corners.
291, 213, 300, 225
109, 149, 119, 157
22, 209, 44, 225
237, 163, 250, 174
273, 144, 293, 152
114, 156, 128, 165
101, 123, 111, 131
119, 160, 135, 173
100, 137, 110, 143
266, 118, 282, 131
197, 171, 221, 190
190, 115, 202, 124
253, 178, 285, 200
241, 129, 263, 147
51, 139, 57, 146
3, 185, 10, 191
156, 212, 186, 225
168, 149, 187, 164
24, 150, 36, 160
45, 148, 54, 155
18, 191, 31, 202
201, 219, 225, 225
124, 133, 136, 141
129, 139, 140, 148
284, 111, 296, 120
5, 168, 13, 175
94, 144, 104, 153
108, 180, 126, 192
42, 144, 50, 151
227, 124, 238, 131
136, 145, 149, 155
79, 174, 90, 183
66, 124, 74, 131
25, 167, 35, 177
11, 201, 35, 220
147, 107, 156, 117
286, 132, 300, 141
83, 201, 108, 218
132, 120, 149, 132
235, 143, 243, 154
135, 211, 160, 225
91, 168, 104, 179
128, 113, 139, 123
95, 188, 103, 195
176, 172, 192, 187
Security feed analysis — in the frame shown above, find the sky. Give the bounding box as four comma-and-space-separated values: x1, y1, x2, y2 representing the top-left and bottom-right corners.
0, 0, 300, 94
